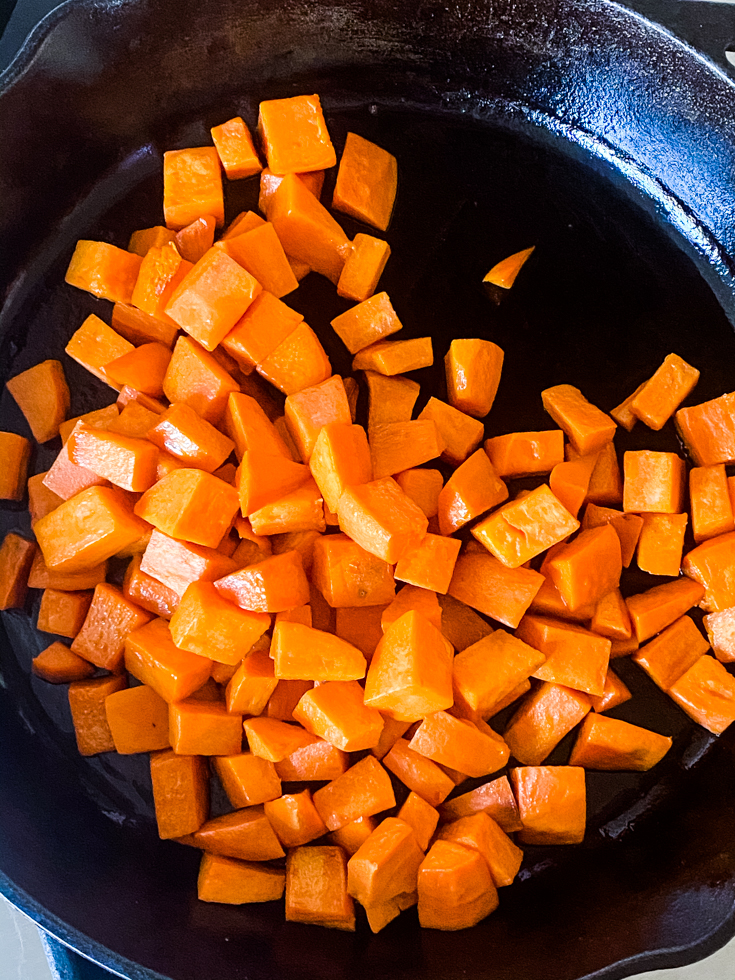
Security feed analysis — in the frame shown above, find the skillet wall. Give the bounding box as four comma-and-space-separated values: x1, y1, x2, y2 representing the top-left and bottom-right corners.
3, 2, 735, 979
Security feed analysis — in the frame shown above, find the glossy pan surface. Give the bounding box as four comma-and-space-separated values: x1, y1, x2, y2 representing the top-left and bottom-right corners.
2, 1, 735, 978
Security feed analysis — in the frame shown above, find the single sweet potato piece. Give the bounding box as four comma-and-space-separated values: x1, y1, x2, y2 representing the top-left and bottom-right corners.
629, 353, 700, 431
36, 588, 92, 639
483, 246, 534, 288
485, 430, 565, 479
623, 450, 686, 514
347, 816, 423, 932
516, 614, 610, 697
256, 322, 332, 396
0, 533, 35, 610
626, 578, 706, 642
65, 240, 142, 304
169, 698, 243, 756
68, 673, 127, 756
211, 116, 262, 179
332, 132, 397, 231
311, 533, 395, 608
409, 711, 509, 778
198, 853, 285, 904
294, 680, 383, 751
364, 610, 453, 722
264, 790, 328, 847
105, 684, 170, 754
631, 615, 710, 691
472, 484, 578, 569
668, 654, 735, 734
439, 775, 522, 832
541, 384, 616, 456
504, 682, 592, 765
150, 749, 209, 838
285, 845, 355, 931
32, 642, 95, 684
163, 335, 240, 424
635, 513, 688, 577
212, 753, 281, 808
124, 617, 211, 703
545, 524, 622, 613
689, 464, 734, 543
68, 422, 158, 493
445, 339, 504, 419
0, 432, 30, 500
271, 621, 366, 681
163, 147, 224, 229
448, 552, 544, 629
675, 390, 735, 466
275, 733, 349, 782
511, 765, 586, 845
453, 629, 545, 718
35, 486, 149, 573
6, 360, 70, 443
394, 533, 461, 595
338, 476, 428, 565
135, 468, 239, 549
269, 172, 349, 284
259, 95, 336, 174
337, 234, 391, 302
243, 717, 314, 762
418, 839, 498, 930
313, 755, 396, 831
353, 336, 433, 376
569, 713, 672, 770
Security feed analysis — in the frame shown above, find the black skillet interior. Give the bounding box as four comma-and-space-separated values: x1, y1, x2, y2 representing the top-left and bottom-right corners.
2, 1, 735, 978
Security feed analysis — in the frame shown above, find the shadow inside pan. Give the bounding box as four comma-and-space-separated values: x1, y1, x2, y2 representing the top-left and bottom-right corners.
1, 88, 735, 980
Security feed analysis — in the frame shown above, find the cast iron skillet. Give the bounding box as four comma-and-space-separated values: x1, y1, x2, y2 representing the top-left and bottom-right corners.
2, 1, 735, 978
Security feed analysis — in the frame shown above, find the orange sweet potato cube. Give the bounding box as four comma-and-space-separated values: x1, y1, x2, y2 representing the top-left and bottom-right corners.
668, 655, 735, 734
212, 753, 282, 808
629, 353, 700, 431
471, 484, 579, 568
417, 839, 498, 930
437, 811, 523, 888
445, 339, 504, 419
271, 621, 367, 681
163, 336, 240, 425
211, 116, 263, 179
65, 240, 142, 304
125, 617, 212, 703
285, 845, 355, 931
675, 390, 735, 466
169, 581, 270, 665
293, 679, 384, 751
312, 755, 396, 831
448, 552, 544, 629
409, 711, 510, 778
134, 468, 239, 549
197, 853, 285, 904
258, 95, 336, 175
332, 132, 397, 232
337, 476, 428, 565
484, 430, 565, 479
256, 322, 332, 396
34, 486, 149, 572
164, 247, 261, 352
337, 234, 391, 303
516, 614, 610, 697
394, 533, 462, 595
331, 291, 403, 354
310, 423, 373, 513
510, 765, 586, 845
269, 173, 350, 284
163, 147, 224, 229
105, 684, 170, 754
541, 384, 616, 456
150, 750, 209, 839
364, 610, 453, 722
503, 682, 591, 765
68, 674, 127, 756
568, 713, 672, 770
452, 629, 545, 718
0, 433, 30, 501
623, 450, 686, 514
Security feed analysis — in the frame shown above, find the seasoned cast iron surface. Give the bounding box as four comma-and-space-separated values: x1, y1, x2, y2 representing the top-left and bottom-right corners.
2, 2, 735, 979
